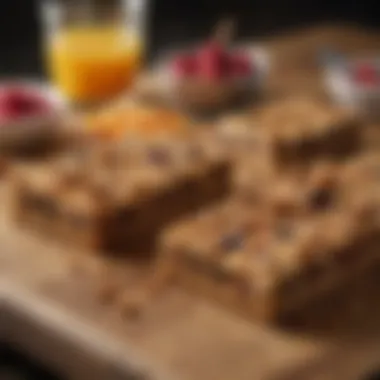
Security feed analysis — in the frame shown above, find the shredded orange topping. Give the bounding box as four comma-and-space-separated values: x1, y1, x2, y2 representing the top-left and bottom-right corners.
85, 104, 189, 140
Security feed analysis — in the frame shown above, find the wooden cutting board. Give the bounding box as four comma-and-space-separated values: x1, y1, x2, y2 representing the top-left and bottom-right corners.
3, 209, 380, 380
2, 24, 380, 380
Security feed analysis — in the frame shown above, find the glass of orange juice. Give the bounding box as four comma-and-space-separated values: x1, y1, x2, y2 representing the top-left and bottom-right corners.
41, 0, 146, 105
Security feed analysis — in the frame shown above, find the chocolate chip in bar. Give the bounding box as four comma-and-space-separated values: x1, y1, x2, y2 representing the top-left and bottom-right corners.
307, 186, 335, 211
147, 146, 172, 166
219, 230, 245, 253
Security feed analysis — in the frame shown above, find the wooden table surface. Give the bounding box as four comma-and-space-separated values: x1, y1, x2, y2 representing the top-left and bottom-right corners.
2, 24, 380, 380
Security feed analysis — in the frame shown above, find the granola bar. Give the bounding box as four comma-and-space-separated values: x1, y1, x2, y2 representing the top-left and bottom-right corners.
11, 133, 232, 252
159, 192, 380, 322
254, 98, 362, 166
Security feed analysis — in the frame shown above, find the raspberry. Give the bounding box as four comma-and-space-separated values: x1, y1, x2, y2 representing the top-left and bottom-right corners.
353, 63, 378, 86
172, 54, 198, 78
229, 54, 253, 77
0, 87, 50, 123
197, 41, 227, 81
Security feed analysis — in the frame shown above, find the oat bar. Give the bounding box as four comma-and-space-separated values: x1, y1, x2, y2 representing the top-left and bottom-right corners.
11, 133, 232, 252
159, 195, 380, 322
255, 98, 362, 166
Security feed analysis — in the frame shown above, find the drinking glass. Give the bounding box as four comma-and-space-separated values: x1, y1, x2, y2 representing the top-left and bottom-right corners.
41, 0, 147, 105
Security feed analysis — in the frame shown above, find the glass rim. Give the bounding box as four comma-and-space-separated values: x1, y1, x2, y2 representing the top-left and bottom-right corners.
40, 0, 147, 38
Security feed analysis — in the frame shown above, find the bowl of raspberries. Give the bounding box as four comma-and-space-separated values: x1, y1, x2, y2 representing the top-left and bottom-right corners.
0, 81, 67, 152
167, 38, 268, 113
136, 22, 269, 115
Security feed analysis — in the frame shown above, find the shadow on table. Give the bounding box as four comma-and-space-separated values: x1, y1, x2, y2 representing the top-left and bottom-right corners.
0, 342, 64, 380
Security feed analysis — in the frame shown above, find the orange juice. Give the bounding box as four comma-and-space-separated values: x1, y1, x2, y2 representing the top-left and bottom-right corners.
47, 26, 142, 103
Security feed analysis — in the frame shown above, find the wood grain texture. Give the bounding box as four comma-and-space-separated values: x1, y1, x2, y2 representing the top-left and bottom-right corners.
2, 25, 380, 380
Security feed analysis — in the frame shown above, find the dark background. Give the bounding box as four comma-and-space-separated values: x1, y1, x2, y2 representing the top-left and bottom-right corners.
0, 0, 379, 77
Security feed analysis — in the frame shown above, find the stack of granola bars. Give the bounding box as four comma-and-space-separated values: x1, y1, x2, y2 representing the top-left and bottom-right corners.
8, 98, 380, 322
